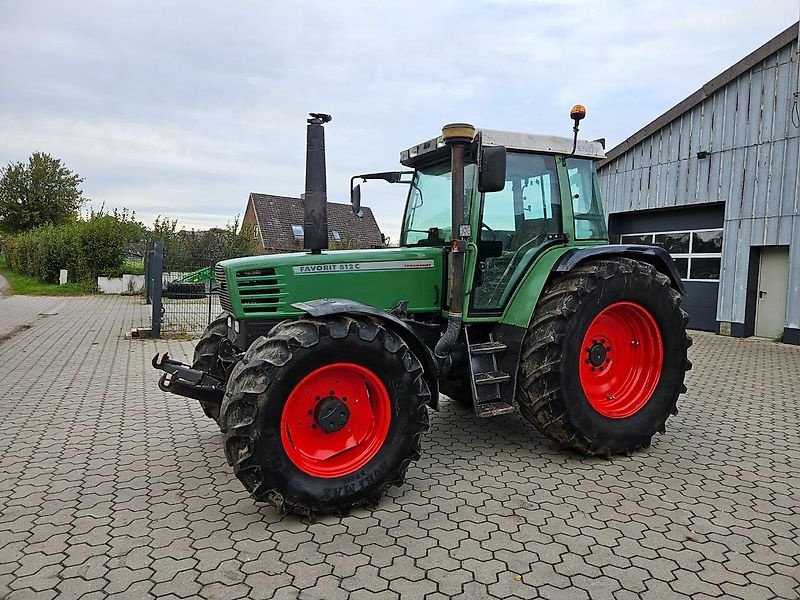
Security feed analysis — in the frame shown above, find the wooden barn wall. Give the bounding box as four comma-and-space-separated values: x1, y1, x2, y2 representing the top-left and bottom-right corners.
598, 39, 800, 328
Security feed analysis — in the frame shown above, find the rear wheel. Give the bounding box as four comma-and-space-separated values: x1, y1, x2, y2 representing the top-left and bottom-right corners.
221, 316, 430, 516
192, 314, 228, 423
517, 258, 691, 455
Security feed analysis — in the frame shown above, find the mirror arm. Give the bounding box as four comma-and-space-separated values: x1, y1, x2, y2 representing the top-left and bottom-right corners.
352, 170, 414, 183
350, 170, 414, 217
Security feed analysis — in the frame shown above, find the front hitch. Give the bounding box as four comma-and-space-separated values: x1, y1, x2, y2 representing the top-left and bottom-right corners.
152, 353, 226, 404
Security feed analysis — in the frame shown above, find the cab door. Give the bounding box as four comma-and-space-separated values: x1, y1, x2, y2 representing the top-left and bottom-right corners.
470, 152, 562, 313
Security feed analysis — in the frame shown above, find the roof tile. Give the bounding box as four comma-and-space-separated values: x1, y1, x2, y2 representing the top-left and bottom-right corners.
249, 193, 383, 252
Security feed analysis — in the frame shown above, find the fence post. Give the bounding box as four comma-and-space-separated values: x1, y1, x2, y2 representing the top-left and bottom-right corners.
144, 238, 152, 305
150, 242, 164, 338
207, 253, 213, 326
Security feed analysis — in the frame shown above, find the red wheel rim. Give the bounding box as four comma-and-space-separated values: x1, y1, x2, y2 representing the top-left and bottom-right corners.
578, 301, 663, 419
280, 363, 391, 478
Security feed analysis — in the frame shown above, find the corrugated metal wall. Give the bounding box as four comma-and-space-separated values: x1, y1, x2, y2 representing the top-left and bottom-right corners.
598, 36, 800, 329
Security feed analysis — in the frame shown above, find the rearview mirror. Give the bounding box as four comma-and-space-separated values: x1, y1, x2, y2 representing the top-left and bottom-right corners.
478, 145, 507, 193
351, 183, 362, 216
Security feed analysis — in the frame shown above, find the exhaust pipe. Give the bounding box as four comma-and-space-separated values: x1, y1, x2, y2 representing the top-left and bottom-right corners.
434, 123, 476, 368
304, 113, 332, 254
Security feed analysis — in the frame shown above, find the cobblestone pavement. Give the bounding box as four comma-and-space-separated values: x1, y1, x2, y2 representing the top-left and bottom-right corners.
0, 295, 798, 600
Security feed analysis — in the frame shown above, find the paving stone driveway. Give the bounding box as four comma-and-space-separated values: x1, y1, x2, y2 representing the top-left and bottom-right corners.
0, 295, 798, 600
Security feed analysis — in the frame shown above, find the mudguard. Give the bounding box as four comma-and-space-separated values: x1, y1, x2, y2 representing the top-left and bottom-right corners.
292, 298, 440, 410
553, 245, 686, 294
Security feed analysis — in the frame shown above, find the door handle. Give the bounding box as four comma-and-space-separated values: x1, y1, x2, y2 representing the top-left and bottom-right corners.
758, 290, 767, 298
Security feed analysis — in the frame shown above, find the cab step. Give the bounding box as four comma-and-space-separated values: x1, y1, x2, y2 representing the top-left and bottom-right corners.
475, 401, 516, 418
474, 370, 512, 386
465, 328, 516, 418
468, 341, 508, 355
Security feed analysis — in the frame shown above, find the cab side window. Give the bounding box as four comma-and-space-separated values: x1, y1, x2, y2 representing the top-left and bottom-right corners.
566, 157, 607, 240
473, 152, 560, 310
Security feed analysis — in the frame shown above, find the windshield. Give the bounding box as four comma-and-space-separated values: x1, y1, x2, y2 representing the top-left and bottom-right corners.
401, 162, 475, 246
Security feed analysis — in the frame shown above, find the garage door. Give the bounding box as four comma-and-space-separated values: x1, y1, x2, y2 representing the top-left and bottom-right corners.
608, 203, 724, 332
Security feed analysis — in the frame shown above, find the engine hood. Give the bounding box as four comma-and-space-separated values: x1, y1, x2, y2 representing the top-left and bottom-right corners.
216, 246, 445, 320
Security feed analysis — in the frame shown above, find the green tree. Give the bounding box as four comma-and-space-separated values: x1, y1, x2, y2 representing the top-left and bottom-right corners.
0, 152, 85, 233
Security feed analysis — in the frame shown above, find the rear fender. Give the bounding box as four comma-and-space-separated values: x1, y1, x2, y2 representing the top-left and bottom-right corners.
500, 244, 685, 330
292, 299, 440, 410
552, 245, 686, 294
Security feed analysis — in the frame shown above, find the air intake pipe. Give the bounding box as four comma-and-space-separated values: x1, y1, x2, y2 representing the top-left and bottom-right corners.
434, 123, 476, 369
304, 113, 332, 254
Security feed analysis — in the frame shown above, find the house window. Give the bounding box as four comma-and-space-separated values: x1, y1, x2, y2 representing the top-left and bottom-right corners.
253, 225, 260, 240
332, 230, 341, 241
619, 228, 723, 282
291, 225, 304, 238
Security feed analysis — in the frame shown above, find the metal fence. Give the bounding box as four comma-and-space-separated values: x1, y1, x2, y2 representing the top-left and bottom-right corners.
146, 241, 224, 338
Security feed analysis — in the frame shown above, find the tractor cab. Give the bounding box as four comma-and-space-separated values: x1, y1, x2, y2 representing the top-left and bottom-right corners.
354, 125, 608, 314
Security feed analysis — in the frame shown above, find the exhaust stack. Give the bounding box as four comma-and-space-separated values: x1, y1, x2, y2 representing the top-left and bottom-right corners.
304, 113, 332, 254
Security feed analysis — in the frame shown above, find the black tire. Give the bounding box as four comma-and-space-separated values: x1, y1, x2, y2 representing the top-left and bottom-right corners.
192, 314, 228, 423
221, 316, 430, 516
517, 258, 691, 456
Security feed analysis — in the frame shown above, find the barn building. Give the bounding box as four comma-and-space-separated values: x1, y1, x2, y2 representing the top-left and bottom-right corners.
597, 23, 800, 345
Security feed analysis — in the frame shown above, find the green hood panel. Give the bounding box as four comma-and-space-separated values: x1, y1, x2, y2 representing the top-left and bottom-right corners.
218, 247, 445, 319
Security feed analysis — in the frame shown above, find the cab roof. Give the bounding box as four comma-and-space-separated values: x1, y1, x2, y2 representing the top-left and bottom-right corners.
400, 128, 605, 168
480, 129, 605, 159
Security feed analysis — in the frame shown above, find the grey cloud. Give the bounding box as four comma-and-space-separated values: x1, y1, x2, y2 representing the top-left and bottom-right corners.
1, 1, 797, 237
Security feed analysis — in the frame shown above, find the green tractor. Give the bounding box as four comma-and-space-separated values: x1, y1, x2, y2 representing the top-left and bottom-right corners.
154, 109, 691, 516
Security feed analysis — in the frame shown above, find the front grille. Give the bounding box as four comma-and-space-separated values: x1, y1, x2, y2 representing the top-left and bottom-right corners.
234, 267, 286, 314
215, 265, 233, 312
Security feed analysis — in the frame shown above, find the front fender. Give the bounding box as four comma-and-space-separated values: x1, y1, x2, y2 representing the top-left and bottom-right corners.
292, 298, 440, 410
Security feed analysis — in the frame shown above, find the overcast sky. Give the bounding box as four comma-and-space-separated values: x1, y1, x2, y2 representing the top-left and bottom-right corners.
1, 1, 798, 242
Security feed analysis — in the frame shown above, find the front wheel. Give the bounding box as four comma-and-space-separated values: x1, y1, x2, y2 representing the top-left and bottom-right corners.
221, 316, 430, 516
517, 258, 691, 455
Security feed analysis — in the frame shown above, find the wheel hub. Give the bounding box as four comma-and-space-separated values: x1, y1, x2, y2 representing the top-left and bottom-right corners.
314, 396, 350, 433
587, 340, 609, 367
280, 362, 392, 478
578, 301, 664, 419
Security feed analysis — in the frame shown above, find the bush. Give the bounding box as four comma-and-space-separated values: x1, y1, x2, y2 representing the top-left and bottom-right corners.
151, 215, 256, 271
4, 208, 144, 284
4, 211, 252, 286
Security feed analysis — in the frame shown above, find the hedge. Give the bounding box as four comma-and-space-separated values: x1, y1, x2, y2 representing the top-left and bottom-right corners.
4, 212, 144, 284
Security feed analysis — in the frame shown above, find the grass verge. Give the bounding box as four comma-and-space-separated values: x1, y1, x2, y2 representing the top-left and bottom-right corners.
0, 257, 96, 296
